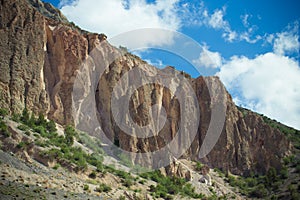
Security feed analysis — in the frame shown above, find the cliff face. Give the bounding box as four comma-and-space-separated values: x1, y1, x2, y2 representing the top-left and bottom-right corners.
0, 0, 292, 175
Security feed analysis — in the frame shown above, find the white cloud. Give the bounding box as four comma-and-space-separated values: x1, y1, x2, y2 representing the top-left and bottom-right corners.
60, 0, 181, 48
241, 14, 250, 27
203, 8, 238, 42
193, 45, 222, 69
144, 59, 165, 68
273, 22, 300, 55
240, 31, 262, 44
208, 9, 227, 29
218, 53, 300, 130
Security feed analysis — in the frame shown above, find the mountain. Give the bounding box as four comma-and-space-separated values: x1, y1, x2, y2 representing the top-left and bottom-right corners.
0, 0, 300, 199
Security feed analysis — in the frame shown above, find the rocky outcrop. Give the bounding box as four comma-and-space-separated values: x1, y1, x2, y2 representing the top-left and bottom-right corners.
0, 0, 49, 114
0, 0, 293, 176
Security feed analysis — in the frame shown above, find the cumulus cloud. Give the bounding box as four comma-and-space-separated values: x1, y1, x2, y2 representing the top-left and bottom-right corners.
60, 0, 181, 48
215, 22, 300, 129
192, 45, 222, 69
203, 8, 237, 42
273, 22, 300, 55
218, 53, 300, 129
208, 9, 227, 29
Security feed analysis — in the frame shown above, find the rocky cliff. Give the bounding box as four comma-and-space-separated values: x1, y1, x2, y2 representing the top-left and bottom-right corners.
0, 0, 293, 176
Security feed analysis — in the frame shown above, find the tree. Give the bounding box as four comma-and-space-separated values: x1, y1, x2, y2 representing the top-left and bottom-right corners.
64, 125, 77, 146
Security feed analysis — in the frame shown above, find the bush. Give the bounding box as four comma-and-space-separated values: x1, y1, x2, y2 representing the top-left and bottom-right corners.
46, 120, 57, 133
36, 113, 47, 127
95, 183, 111, 193
11, 113, 20, 122
283, 155, 295, 165
0, 108, 8, 118
83, 184, 89, 191
280, 167, 288, 179
17, 141, 28, 149
0, 120, 10, 137
266, 167, 278, 187
142, 170, 202, 199
24, 131, 31, 136
122, 178, 133, 188
53, 164, 60, 170
89, 171, 97, 179
250, 184, 268, 198
34, 126, 47, 136
195, 161, 203, 171
17, 124, 29, 131
64, 125, 77, 146
118, 195, 126, 200
21, 108, 30, 124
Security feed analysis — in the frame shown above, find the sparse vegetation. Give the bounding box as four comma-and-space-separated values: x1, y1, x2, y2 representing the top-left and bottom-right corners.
95, 183, 112, 193
0, 119, 10, 137
0, 108, 8, 118
53, 164, 60, 170
141, 170, 204, 199
195, 161, 203, 171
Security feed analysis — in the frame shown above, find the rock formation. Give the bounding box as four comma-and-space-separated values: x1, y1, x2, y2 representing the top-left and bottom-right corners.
0, 0, 293, 177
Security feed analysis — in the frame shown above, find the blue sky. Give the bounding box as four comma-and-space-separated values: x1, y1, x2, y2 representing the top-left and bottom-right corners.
44, 0, 300, 129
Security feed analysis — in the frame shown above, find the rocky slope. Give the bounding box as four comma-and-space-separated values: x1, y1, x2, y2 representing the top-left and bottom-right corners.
0, 116, 242, 199
0, 0, 295, 179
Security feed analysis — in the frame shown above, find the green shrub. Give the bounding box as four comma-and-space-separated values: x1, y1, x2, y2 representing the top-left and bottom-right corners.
195, 161, 203, 171
89, 171, 97, 179
35, 140, 48, 147
46, 120, 57, 133
266, 167, 278, 187
280, 166, 288, 179
250, 184, 268, 198
118, 195, 126, 200
17, 141, 28, 149
83, 184, 89, 191
17, 124, 29, 131
142, 170, 202, 199
34, 126, 46, 136
0, 108, 8, 118
122, 178, 133, 188
64, 125, 77, 146
53, 164, 60, 170
35, 113, 47, 127
95, 183, 111, 193
21, 108, 30, 124
27, 113, 36, 128
283, 155, 295, 165
0, 120, 10, 137
46, 148, 63, 159
11, 113, 20, 122
24, 131, 31, 136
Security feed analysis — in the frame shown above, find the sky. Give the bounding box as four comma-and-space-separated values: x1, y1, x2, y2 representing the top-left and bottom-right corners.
43, 0, 300, 130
